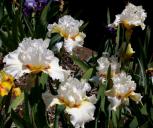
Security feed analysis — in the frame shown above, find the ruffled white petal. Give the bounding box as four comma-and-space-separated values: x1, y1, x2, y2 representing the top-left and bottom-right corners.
55, 42, 63, 52
107, 96, 121, 111
18, 38, 50, 50
64, 33, 85, 54
49, 98, 63, 108
112, 72, 136, 92
87, 95, 97, 104
47, 58, 68, 82
3, 50, 29, 78
64, 38, 79, 53
47, 15, 84, 38
58, 77, 91, 103
66, 101, 95, 128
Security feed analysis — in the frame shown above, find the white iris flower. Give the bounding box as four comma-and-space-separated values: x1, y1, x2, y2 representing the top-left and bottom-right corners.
49, 77, 97, 128
3, 38, 69, 81
110, 3, 147, 30
47, 15, 86, 54
96, 56, 120, 79
105, 72, 142, 111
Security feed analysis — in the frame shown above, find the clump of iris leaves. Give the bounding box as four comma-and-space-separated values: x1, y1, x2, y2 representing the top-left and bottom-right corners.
0, 0, 153, 128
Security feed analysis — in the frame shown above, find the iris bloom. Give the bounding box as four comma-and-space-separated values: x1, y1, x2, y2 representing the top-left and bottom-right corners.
110, 3, 147, 30
96, 56, 120, 79
49, 77, 97, 128
105, 72, 142, 111
3, 38, 69, 81
23, 0, 49, 15
47, 15, 86, 54
0, 71, 21, 97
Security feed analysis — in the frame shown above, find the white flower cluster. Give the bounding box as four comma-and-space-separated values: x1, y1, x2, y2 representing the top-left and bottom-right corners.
2, 15, 97, 128
96, 54, 142, 111
47, 15, 86, 54
110, 3, 147, 30
2, 10, 145, 127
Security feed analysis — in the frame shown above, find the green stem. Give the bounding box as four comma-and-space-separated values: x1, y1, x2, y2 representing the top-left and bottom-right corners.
54, 105, 59, 128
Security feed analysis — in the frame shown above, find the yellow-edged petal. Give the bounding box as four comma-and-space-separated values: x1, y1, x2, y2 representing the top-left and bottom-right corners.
129, 92, 142, 103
